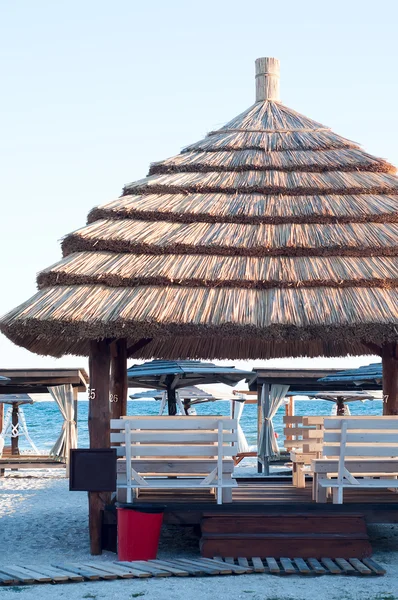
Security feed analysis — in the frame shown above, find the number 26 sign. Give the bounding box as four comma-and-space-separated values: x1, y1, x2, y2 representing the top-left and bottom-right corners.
88, 388, 119, 403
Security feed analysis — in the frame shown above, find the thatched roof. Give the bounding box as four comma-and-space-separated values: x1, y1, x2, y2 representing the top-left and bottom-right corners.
1, 57, 398, 359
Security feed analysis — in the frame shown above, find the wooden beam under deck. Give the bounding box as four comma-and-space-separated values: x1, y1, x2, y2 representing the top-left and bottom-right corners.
111, 480, 398, 526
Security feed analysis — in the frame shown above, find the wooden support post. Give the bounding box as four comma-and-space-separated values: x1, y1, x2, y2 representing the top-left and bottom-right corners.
88, 339, 112, 555
262, 384, 271, 476
285, 396, 295, 441
11, 404, 19, 455
110, 338, 128, 420
166, 377, 177, 416
64, 387, 79, 479
73, 387, 78, 445
0, 403, 3, 476
257, 386, 263, 473
382, 343, 398, 416
336, 398, 346, 416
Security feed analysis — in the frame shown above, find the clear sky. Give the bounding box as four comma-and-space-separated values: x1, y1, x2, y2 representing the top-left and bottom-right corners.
1, 0, 396, 372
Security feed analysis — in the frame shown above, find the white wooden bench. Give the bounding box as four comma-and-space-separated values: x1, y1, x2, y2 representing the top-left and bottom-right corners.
111, 416, 238, 505
284, 416, 324, 488
313, 417, 398, 504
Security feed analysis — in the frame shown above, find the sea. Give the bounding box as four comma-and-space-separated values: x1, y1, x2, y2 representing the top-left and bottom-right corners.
12, 398, 384, 454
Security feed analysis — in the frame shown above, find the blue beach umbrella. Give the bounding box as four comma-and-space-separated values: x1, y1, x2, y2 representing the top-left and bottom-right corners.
127, 360, 253, 415
318, 363, 382, 387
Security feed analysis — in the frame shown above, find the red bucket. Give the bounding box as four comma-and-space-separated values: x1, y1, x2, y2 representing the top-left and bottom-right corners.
117, 507, 164, 561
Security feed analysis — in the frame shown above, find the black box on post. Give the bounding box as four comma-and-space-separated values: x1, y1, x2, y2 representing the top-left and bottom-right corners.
69, 448, 117, 492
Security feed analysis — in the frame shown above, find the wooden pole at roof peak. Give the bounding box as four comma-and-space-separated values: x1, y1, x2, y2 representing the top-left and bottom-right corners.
110, 338, 128, 420
382, 342, 398, 415
255, 57, 280, 102
88, 338, 112, 555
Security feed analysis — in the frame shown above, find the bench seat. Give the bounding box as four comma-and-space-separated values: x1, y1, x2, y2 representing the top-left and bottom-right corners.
311, 458, 398, 501
312, 417, 398, 504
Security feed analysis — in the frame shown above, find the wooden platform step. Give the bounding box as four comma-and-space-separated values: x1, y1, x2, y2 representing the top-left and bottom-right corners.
0, 556, 386, 586
200, 513, 372, 559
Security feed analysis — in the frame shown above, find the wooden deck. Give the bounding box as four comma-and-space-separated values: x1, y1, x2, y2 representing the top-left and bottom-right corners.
0, 454, 66, 474
119, 478, 398, 525
102, 478, 398, 555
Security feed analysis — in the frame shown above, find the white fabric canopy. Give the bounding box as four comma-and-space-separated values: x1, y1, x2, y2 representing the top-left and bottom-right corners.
49, 384, 77, 459
233, 400, 250, 453
258, 383, 290, 460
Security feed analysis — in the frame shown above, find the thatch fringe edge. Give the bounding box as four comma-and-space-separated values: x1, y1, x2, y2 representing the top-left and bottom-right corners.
37, 270, 398, 290
0, 329, 381, 360
87, 206, 398, 226
61, 236, 398, 259
1, 320, 397, 355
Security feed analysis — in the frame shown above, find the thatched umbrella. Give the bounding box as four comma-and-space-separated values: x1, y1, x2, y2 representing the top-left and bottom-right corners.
2, 58, 398, 370
130, 385, 215, 401
1, 56, 398, 553
319, 363, 383, 386
314, 391, 375, 415
127, 359, 251, 414
0, 394, 34, 455
130, 386, 217, 415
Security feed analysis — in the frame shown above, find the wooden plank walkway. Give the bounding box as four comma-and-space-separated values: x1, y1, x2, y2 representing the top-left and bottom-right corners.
213, 557, 386, 576
0, 557, 386, 586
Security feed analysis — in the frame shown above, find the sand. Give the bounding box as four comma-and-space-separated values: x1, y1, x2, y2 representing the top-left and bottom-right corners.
1, 471, 398, 600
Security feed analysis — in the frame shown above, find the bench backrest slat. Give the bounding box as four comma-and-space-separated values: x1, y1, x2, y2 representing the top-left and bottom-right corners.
283, 416, 304, 425
324, 417, 398, 429
302, 416, 325, 426
283, 427, 324, 439
114, 445, 237, 457
284, 441, 323, 451
323, 446, 398, 458
322, 417, 398, 460
111, 431, 237, 444
111, 417, 237, 431
324, 432, 398, 444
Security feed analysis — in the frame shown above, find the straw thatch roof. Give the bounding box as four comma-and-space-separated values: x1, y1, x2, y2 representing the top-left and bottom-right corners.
1, 57, 398, 359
